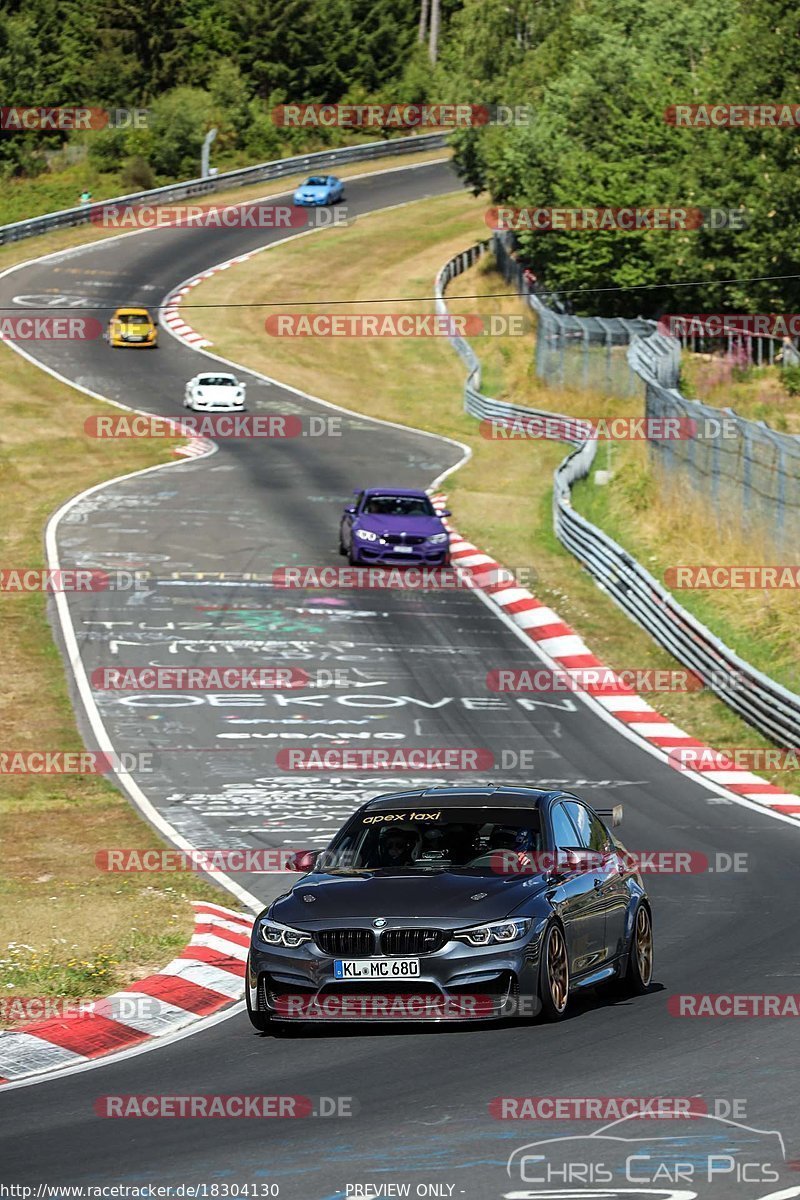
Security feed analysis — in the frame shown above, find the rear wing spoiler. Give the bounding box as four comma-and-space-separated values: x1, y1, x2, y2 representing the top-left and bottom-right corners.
597, 805, 623, 827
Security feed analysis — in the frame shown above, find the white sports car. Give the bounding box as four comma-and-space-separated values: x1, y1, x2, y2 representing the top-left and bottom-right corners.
184, 372, 246, 412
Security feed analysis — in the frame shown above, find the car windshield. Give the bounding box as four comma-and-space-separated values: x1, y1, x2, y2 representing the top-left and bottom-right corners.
305, 177, 328, 186
198, 376, 235, 386
118, 313, 148, 323
320, 807, 542, 875
363, 495, 435, 517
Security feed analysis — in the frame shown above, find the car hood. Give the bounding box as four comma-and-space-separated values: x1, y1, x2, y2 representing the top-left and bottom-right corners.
269, 870, 548, 925
119, 320, 151, 331
296, 186, 328, 197
355, 514, 445, 537
193, 384, 241, 399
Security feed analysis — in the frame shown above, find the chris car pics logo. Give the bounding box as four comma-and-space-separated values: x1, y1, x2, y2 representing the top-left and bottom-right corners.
505, 1111, 793, 1197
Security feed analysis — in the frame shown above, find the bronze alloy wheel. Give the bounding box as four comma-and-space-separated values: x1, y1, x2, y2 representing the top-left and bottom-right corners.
635, 905, 653, 987
544, 923, 569, 1016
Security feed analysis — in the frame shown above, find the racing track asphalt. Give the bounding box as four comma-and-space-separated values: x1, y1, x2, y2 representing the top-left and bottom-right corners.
0, 160, 798, 1200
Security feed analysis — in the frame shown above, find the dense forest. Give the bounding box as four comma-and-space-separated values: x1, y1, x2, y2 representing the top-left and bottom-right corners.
2, 0, 798, 314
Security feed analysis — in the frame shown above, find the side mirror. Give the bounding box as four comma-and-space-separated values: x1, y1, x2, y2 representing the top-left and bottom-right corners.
560, 847, 604, 874
440, 509, 452, 517
597, 805, 623, 827
286, 850, 319, 873
563, 848, 586, 872
344, 506, 357, 515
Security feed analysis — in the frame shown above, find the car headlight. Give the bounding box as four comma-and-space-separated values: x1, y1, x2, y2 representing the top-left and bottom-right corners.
355, 529, 379, 542
428, 533, 449, 544
257, 918, 312, 948
454, 919, 532, 947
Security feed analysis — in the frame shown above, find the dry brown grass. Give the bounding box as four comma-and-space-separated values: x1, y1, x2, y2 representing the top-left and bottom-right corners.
681, 355, 800, 432
0, 344, 228, 1019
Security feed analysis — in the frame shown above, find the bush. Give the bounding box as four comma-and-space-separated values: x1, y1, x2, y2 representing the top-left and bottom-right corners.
146, 88, 222, 178
87, 125, 131, 171
780, 365, 800, 397
120, 156, 155, 192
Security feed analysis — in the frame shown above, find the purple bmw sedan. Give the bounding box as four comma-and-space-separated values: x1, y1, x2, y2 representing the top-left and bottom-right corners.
339, 487, 452, 566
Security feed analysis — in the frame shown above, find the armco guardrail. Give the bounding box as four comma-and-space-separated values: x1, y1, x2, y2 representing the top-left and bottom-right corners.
0, 132, 447, 246
435, 243, 800, 747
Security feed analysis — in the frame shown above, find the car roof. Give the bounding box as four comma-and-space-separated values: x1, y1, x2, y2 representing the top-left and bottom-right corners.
362, 787, 563, 811
114, 307, 151, 317
361, 487, 430, 499
197, 372, 236, 380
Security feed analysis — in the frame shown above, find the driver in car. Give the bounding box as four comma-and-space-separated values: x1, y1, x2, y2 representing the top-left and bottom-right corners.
378, 828, 419, 869
487, 826, 539, 874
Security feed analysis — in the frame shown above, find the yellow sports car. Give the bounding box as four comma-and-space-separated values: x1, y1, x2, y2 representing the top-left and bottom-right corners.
107, 306, 158, 348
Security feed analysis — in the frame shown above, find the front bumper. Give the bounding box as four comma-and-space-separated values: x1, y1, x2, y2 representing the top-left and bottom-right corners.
186, 399, 245, 411
352, 542, 449, 565
293, 195, 328, 206
111, 336, 157, 348
248, 929, 542, 1022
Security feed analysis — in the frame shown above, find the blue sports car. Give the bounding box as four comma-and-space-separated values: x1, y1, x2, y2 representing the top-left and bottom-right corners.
339, 487, 451, 566
293, 174, 345, 206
